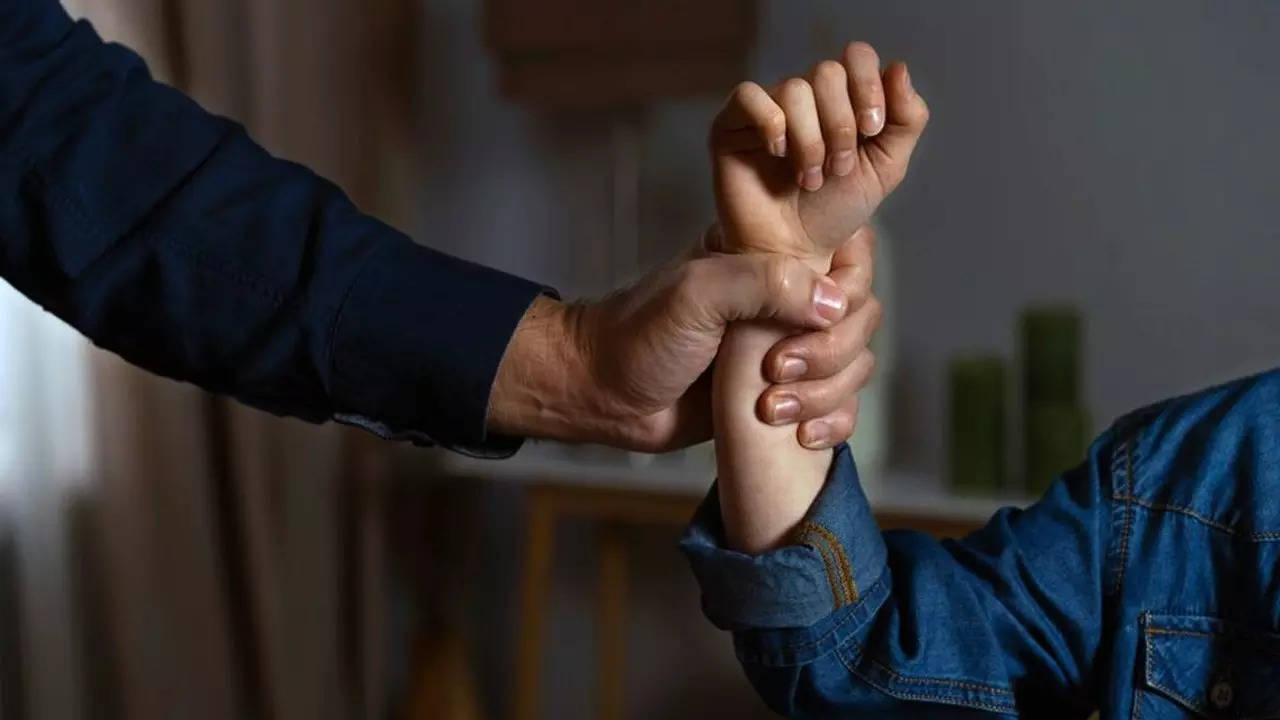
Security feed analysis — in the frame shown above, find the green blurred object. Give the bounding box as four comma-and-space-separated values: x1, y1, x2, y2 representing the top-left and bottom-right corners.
1025, 405, 1089, 496
1020, 305, 1087, 495
1020, 306, 1082, 405
949, 356, 1007, 493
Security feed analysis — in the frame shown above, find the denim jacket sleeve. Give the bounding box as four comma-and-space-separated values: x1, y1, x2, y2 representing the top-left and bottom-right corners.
681, 438, 1117, 718
0, 0, 546, 456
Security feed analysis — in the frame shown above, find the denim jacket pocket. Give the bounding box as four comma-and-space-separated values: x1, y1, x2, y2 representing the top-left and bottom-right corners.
1137, 613, 1280, 719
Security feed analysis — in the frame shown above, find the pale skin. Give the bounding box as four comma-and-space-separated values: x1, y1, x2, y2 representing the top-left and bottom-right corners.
485, 167, 898, 453
710, 43, 930, 553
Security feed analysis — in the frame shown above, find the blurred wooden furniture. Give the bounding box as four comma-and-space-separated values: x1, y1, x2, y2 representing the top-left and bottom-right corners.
440, 445, 1032, 720
485, 0, 755, 108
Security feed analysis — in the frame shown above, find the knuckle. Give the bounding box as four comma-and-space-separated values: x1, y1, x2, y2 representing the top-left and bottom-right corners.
909, 95, 931, 127
761, 255, 795, 300
860, 350, 878, 379
780, 76, 812, 98
834, 414, 855, 438
814, 329, 841, 363
732, 80, 760, 99
826, 124, 858, 149
846, 275, 872, 307
855, 301, 882, 344
799, 139, 827, 162
764, 108, 787, 136
674, 259, 707, 302
844, 41, 880, 67
812, 59, 846, 84
866, 295, 884, 325
862, 225, 879, 252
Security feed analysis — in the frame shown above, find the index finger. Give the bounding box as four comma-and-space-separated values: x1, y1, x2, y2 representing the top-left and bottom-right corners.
711, 81, 788, 157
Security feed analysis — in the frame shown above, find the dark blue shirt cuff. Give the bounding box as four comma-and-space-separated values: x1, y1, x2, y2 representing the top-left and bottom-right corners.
679, 443, 888, 632
330, 238, 550, 458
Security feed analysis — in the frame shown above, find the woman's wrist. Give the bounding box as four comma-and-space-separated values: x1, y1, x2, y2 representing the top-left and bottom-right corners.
714, 320, 835, 554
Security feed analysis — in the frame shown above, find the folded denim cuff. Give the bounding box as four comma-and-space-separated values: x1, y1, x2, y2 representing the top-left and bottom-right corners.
679, 444, 888, 633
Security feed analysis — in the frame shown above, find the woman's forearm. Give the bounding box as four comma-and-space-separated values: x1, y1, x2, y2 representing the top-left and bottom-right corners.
713, 250, 836, 554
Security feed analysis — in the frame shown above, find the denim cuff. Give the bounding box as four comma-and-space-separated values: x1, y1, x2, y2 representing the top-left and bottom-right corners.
679, 444, 888, 634
330, 238, 551, 457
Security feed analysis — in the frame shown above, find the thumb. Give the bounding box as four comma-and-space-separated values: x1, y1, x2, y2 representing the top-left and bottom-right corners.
866, 62, 929, 192
682, 252, 848, 330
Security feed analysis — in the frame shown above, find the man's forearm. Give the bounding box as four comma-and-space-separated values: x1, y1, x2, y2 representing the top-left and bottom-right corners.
487, 296, 605, 444
0, 2, 545, 453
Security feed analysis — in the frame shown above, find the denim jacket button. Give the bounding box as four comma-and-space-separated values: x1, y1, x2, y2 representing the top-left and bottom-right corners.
1210, 680, 1234, 709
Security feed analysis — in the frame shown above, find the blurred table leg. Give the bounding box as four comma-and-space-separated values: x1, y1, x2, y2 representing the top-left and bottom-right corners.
595, 526, 627, 720
512, 489, 554, 720
509, 483, 703, 720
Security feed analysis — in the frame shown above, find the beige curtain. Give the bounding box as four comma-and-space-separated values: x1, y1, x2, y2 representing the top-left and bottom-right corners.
57, 0, 419, 717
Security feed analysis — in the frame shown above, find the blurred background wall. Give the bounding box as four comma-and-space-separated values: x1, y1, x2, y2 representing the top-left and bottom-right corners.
423, 0, 1280, 474
0, 1, 1277, 719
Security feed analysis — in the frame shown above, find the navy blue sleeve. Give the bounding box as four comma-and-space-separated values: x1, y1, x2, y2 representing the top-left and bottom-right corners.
0, 0, 547, 455
681, 441, 1116, 718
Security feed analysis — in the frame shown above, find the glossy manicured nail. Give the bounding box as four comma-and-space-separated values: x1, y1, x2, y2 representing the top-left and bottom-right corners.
801, 166, 824, 191
777, 356, 809, 382
770, 395, 801, 424
860, 107, 885, 136
813, 277, 846, 322
831, 150, 855, 176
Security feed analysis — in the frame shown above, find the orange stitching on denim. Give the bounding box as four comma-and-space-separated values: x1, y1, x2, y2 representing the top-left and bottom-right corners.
797, 523, 847, 608
1112, 494, 1280, 542
1114, 495, 1241, 536
801, 521, 858, 603
837, 651, 1017, 714
866, 657, 1015, 695
793, 517, 855, 602
1147, 627, 1207, 638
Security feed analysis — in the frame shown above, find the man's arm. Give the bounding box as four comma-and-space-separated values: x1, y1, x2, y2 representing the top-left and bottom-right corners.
0, 0, 883, 456
0, 0, 546, 455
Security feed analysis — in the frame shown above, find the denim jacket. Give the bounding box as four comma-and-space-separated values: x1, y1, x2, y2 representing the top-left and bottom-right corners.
681, 369, 1280, 718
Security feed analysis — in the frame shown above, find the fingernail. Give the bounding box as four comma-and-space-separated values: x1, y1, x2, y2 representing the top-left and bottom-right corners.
903, 65, 914, 95
770, 136, 787, 157
813, 277, 846, 322
769, 395, 801, 424
801, 166, 824, 191
831, 150, 855, 176
861, 107, 885, 136
777, 356, 809, 382
800, 420, 834, 448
